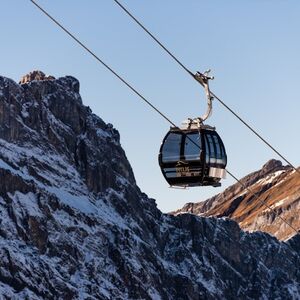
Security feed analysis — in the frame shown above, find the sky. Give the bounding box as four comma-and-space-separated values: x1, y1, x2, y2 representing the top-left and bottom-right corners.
1, 1, 299, 213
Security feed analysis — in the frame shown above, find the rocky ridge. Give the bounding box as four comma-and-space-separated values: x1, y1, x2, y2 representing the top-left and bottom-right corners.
174, 160, 300, 241
0, 72, 299, 299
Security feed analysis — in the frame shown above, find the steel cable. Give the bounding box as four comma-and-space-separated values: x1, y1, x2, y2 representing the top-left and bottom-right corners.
30, 0, 299, 236
112, 0, 300, 176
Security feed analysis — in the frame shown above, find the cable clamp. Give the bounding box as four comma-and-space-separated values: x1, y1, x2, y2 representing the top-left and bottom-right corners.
194, 69, 214, 85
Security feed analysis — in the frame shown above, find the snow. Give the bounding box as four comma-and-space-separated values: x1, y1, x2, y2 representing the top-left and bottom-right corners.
0, 138, 88, 190
96, 128, 110, 138
9, 192, 43, 218
286, 283, 300, 299
16, 116, 37, 134
271, 198, 288, 209
256, 170, 285, 186
0, 140, 102, 217
0, 158, 32, 181
47, 187, 97, 214
266, 192, 300, 210
147, 288, 162, 300
0, 76, 299, 299
0, 282, 17, 300
45, 106, 73, 134
116, 175, 130, 187
21, 103, 30, 118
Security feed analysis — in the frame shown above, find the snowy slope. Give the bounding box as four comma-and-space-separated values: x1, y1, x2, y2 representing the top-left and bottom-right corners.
0, 71, 299, 299
174, 160, 300, 241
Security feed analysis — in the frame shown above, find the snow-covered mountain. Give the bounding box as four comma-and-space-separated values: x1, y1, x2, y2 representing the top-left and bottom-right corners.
0, 71, 299, 299
174, 160, 300, 241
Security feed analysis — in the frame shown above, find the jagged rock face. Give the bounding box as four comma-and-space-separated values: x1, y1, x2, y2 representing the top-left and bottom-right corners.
0, 74, 135, 193
19, 70, 55, 84
174, 159, 300, 241
0, 73, 299, 299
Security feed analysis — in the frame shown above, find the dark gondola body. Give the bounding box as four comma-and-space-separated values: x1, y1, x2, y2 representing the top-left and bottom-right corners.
159, 125, 227, 187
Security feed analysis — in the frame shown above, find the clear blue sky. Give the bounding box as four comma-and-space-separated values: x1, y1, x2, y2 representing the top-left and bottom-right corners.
1, 1, 299, 212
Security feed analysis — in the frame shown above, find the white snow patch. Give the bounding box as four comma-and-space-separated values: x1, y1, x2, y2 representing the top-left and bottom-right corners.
47, 187, 97, 214
256, 170, 285, 186
286, 283, 300, 299
0, 158, 32, 181
116, 175, 130, 187
270, 198, 286, 209
148, 288, 162, 300
268, 192, 300, 210
236, 189, 248, 197
20, 103, 31, 119
9, 192, 43, 217
96, 128, 110, 138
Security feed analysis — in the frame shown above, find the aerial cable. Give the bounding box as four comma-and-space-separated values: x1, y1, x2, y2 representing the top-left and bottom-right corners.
112, 0, 300, 176
210, 92, 300, 175
113, 0, 195, 79
226, 169, 299, 235
29, 0, 176, 128
29, 0, 299, 236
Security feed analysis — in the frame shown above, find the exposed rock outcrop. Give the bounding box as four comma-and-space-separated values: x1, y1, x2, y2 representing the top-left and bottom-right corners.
174, 159, 300, 241
0, 72, 299, 299
19, 70, 55, 84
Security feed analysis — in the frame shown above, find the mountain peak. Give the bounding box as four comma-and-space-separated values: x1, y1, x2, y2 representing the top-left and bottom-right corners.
175, 159, 300, 241
0, 73, 134, 193
19, 70, 55, 84
0, 73, 299, 299
262, 159, 283, 173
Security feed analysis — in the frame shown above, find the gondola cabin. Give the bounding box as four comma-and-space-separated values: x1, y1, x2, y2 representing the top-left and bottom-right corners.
158, 123, 227, 187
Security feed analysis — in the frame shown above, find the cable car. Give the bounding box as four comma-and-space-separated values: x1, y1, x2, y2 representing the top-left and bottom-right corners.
158, 71, 227, 187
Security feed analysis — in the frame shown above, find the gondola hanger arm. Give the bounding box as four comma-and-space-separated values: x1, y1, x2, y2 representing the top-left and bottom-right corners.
193, 70, 214, 124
